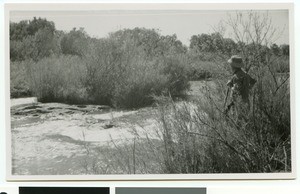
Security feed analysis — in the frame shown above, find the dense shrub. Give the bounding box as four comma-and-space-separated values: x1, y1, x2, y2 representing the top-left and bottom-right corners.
154, 60, 290, 173
81, 29, 190, 108
186, 61, 214, 81
272, 55, 290, 73
160, 55, 190, 96
10, 60, 32, 98
111, 55, 190, 108
19, 28, 190, 108
27, 55, 88, 104
185, 51, 229, 81
111, 60, 169, 108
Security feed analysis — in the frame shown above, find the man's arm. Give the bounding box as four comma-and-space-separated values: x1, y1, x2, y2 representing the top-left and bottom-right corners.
249, 75, 257, 89
227, 78, 234, 87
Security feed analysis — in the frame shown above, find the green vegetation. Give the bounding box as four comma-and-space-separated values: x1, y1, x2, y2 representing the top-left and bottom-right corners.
10, 23, 190, 108
151, 11, 291, 173
10, 11, 291, 174
10, 16, 289, 107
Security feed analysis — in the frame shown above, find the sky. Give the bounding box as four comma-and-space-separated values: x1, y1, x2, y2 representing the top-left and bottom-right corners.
10, 10, 289, 46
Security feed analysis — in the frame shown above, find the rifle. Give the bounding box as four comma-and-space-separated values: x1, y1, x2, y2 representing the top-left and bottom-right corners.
223, 87, 234, 114
223, 87, 230, 110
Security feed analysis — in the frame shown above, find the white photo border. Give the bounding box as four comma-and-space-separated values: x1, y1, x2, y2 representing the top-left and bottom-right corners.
5, 2, 296, 181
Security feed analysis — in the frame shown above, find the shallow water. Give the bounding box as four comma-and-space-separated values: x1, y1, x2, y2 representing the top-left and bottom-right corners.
10, 100, 158, 175
10, 81, 207, 175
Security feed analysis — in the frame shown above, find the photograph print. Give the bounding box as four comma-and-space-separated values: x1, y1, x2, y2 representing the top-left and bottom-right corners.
7, 4, 294, 179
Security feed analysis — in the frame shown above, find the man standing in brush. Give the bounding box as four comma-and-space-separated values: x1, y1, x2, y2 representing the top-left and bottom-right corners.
225, 55, 256, 118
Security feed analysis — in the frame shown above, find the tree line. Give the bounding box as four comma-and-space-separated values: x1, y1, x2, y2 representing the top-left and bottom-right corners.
10, 15, 291, 174
10, 17, 290, 108
10, 17, 289, 63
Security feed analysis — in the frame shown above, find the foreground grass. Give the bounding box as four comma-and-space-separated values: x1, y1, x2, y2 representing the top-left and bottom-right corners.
81, 138, 164, 174
80, 75, 291, 174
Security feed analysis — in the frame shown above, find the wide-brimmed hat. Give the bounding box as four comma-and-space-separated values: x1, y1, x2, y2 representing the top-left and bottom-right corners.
228, 55, 244, 68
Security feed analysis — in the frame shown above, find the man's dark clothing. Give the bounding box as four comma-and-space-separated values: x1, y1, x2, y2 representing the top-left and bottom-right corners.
227, 69, 256, 104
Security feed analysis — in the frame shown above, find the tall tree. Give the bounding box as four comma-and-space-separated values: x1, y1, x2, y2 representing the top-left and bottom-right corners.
60, 27, 89, 57
10, 17, 59, 61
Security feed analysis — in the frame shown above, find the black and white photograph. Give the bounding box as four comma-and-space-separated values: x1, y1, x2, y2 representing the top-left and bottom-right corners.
6, 3, 294, 179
